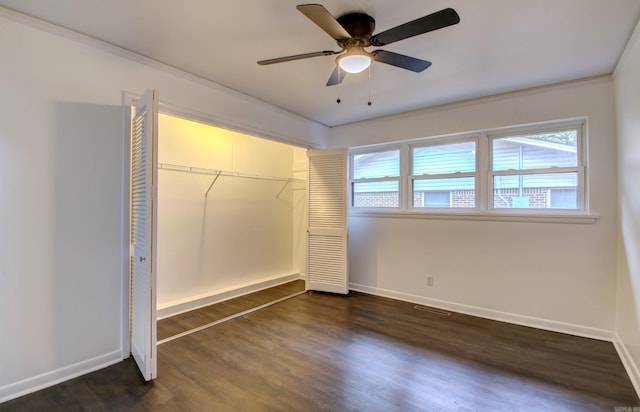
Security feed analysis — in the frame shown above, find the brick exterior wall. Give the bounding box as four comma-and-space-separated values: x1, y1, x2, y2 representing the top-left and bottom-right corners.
492, 187, 548, 208
355, 187, 569, 208
353, 192, 399, 208
452, 190, 475, 208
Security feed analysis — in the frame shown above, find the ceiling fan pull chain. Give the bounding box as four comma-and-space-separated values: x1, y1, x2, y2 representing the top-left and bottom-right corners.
367, 65, 372, 106
337, 69, 342, 103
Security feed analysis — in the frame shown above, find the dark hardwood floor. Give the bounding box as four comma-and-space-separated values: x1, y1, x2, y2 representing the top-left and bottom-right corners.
2, 289, 638, 411
157, 280, 306, 341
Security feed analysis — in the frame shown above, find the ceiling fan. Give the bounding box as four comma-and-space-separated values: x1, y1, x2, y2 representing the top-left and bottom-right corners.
258, 4, 460, 86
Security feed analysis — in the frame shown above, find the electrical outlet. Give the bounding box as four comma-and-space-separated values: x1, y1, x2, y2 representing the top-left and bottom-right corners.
426, 275, 434, 287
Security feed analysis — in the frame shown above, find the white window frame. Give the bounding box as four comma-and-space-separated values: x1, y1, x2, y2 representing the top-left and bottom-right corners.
487, 121, 586, 214
348, 119, 596, 224
350, 144, 402, 210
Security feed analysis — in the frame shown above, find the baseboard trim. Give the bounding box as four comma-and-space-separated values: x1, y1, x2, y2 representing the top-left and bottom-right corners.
157, 272, 303, 319
349, 283, 613, 341
613, 334, 640, 397
0, 350, 123, 404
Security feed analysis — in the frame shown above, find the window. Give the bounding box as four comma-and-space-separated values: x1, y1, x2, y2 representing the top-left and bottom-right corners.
352, 149, 400, 208
490, 129, 582, 210
411, 140, 476, 209
349, 120, 587, 217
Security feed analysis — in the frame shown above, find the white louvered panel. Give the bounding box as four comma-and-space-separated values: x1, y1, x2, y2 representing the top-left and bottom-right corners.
129, 89, 157, 381
309, 152, 346, 230
130, 102, 148, 377
307, 149, 348, 294
308, 235, 346, 287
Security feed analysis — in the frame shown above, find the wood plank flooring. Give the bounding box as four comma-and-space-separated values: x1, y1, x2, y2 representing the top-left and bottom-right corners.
2, 289, 638, 411
157, 280, 305, 341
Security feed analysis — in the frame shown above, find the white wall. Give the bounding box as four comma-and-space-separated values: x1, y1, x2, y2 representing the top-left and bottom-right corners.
157, 114, 306, 313
614, 19, 640, 392
0, 10, 325, 402
328, 77, 618, 337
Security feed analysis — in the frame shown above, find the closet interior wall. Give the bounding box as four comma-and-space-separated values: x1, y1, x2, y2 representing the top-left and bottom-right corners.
157, 114, 308, 317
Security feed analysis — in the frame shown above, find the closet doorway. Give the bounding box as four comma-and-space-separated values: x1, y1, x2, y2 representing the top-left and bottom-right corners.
154, 113, 309, 339
126, 90, 348, 382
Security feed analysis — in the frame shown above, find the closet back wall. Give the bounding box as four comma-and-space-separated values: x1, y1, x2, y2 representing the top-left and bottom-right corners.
157, 114, 304, 314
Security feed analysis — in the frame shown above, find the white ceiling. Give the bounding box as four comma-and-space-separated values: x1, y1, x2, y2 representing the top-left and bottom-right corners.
1, 0, 639, 127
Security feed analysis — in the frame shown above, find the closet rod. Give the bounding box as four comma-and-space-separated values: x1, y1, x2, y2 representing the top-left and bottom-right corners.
158, 163, 306, 184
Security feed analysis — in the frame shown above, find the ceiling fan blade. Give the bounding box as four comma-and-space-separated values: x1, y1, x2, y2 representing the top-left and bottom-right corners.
258, 50, 339, 65
372, 50, 432, 72
326, 66, 347, 86
297, 4, 352, 40
369, 8, 460, 46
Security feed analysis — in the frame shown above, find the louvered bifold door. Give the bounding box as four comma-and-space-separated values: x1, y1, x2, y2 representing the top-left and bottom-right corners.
130, 89, 158, 381
307, 148, 348, 294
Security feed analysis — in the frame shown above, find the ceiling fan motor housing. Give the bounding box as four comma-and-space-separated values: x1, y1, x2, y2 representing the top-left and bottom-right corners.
337, 13, 375, 41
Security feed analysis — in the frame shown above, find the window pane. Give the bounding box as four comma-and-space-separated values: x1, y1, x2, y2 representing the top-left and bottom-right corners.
413, 177, 475, 208
412, 142, 476, 175
550, 189, 578, 209
423, 191, 451, 207
353, 181, 399, 208
353, 150, 400, 179
493, 173, 578, 209
492, 130, 577, 171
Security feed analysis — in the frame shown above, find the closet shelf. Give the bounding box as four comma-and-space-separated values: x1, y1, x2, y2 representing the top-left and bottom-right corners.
158, 163, 306, 197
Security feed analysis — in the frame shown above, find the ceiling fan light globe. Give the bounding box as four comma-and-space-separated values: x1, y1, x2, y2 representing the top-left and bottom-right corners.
339, 55, 371, 73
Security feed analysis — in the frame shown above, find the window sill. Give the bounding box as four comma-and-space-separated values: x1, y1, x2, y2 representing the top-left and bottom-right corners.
349, 210, 599, 224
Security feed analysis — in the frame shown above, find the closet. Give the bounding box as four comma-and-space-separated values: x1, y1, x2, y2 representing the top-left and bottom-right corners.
155, 113, 308, 319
